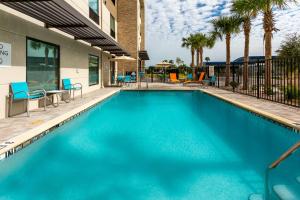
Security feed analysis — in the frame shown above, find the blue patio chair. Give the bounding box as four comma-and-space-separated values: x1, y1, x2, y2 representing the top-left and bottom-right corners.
139, 72, 145, 82
204, 75, 217, 86
62, 78, 82, 100
124, 75, 132, 87
117, 75, 125, 85
10, 82, 47, 117
187, 73, 193, 81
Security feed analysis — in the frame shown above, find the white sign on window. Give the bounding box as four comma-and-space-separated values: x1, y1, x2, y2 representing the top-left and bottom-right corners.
0, 42, 11, 67
209, 66, 215, 76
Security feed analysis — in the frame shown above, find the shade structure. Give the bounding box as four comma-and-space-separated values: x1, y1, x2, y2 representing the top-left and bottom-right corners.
110, 55, 136, 61
156, 61, 172, 68
0, 0, 130, 56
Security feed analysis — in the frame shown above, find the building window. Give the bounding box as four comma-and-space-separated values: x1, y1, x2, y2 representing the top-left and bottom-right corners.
110, 14, 116, 38
26, 38, 59, 91
111, 0, 116, 5
89, 0, 99, 24
89, 55, 99, 86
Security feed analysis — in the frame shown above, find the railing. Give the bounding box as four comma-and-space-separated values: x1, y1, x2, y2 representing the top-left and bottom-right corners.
208, 58, 300, 108
265, 141, 300, 199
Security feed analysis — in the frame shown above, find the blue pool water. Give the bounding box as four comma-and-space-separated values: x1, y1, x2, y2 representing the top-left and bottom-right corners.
0, 91, 299, 200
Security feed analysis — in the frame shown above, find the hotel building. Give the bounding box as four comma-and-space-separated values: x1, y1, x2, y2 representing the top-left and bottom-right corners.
0, 0, 148, 119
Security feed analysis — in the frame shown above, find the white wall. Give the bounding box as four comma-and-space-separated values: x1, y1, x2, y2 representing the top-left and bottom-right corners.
0, 8, 108, 119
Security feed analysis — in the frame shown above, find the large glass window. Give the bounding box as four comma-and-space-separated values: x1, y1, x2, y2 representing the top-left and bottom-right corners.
26, 38, 59, 91
89, 55, 99, 86
110, 14, 116, 38
89, 0, 99, 14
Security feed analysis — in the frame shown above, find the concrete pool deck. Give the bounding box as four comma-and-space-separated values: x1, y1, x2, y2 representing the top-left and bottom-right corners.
0, 88, 120, 158
0, 84, 299, 159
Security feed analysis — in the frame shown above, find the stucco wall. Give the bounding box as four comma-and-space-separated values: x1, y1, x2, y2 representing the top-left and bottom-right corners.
0, 9, 107, 119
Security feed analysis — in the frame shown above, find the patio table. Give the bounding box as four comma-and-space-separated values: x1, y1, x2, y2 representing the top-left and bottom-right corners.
46, 90, 70, 107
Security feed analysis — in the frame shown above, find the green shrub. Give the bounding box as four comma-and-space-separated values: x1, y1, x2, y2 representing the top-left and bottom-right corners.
284, 85, 300, 100
230, 81, 240, 92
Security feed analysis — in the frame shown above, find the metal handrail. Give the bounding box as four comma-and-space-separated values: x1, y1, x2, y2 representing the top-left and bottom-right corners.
269, 142, 300, 169
265, 141, 300, 200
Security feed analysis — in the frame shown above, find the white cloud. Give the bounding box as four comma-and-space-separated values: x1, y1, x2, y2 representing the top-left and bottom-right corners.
145, 0, 300, 66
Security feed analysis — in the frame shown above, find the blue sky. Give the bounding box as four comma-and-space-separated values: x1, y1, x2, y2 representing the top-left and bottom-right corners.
145, 0, 300, 66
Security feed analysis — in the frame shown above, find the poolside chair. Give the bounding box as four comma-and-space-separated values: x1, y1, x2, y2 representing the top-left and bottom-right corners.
169, 73, 180, 83
62, 78, 82, 100
187, 73, 193, 81
204, 75, 217, 86
124, 75, 132, 87
183, 72, 205, 85
9, 82, 47, 117
117, 75, 125, 85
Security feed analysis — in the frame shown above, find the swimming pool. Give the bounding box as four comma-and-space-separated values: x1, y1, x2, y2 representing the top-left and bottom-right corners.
0, 91, 299, 200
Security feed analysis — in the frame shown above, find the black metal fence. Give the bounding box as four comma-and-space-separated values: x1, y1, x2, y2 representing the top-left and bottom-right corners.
144, 58, 299, 107
209, 58, 300, 107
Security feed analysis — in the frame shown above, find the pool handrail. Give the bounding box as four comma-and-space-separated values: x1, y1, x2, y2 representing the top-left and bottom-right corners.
269, 141, 300, 169
264, 141, 300, 199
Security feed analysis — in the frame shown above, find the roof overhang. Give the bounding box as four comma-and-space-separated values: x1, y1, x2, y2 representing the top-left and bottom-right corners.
0, 0, 130, 56
139, 51, 150, 60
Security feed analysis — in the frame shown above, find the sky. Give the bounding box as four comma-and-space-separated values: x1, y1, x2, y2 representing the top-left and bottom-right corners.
145, 0, 300, 66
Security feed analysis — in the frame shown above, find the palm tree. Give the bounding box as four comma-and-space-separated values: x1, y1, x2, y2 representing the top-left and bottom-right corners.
253, 0, 296, 90
193, 33, 216, 68
211, 15, 242, 86
232, 0, 258, 90
182, 34, 199, 78
181, 35, 195, 67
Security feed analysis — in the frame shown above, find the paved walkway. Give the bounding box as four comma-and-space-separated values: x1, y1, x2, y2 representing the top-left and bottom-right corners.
0, 88, 120, 155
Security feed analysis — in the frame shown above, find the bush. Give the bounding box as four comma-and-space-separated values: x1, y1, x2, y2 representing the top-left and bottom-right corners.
284, 85, 299, 100
230, 81, 240, 92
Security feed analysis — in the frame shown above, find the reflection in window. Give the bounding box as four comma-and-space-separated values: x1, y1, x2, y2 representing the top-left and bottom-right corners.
89, 55, 99, 86
27, 38, 59, 91
89, 0, 99, 14
110, 14, 116, 38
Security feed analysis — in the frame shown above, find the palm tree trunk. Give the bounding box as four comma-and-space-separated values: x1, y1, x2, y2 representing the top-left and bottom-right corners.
196, 49, 200, 67
225, 33, 231, 86
191, 48, 195, 67
200, 47, 203, 68
191, 49, 196, 79
264, 10, 273, 92
243, 18, 251, 90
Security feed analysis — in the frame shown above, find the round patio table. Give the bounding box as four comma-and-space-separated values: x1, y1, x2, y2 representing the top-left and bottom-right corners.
46, 90, 70, 107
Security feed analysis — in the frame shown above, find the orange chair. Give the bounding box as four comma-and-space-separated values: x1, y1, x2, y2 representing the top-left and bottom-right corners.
169, 73, 180, 83
184, 72, 205, 84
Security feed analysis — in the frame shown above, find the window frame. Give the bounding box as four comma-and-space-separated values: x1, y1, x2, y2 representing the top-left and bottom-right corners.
26, 37, 60, 91
89, 0, 100, 24
110, 14, 116, 38
88, 54, 100, 86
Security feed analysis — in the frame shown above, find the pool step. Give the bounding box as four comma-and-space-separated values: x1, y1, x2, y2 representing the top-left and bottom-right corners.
248, 194, 264, 200
273, 184, 300, 200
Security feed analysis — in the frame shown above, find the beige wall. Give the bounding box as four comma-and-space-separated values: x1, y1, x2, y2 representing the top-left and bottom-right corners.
0, 8, 108, 119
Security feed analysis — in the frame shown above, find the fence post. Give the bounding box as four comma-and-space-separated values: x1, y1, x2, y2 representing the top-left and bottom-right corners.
217, 67, 220, 88
232, 64, 235, 92
163, 68, 166, 83
257, 60, 260, 99
151, 68, 153, 83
